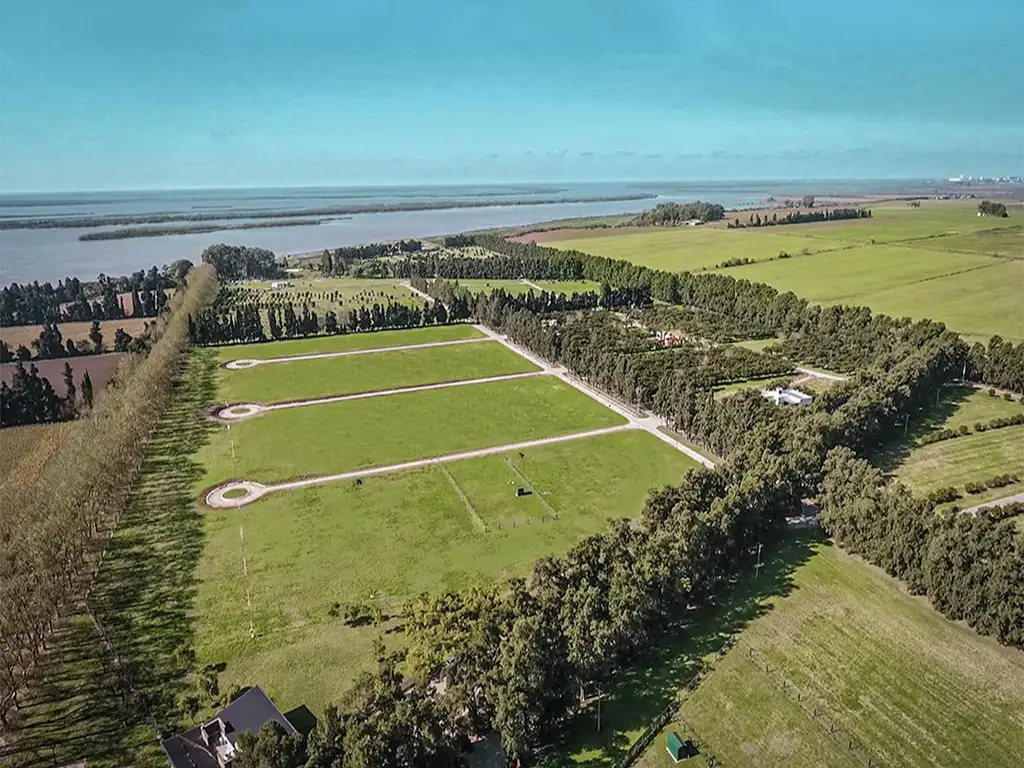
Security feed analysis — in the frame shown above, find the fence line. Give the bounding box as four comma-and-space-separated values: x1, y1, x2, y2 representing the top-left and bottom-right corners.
613, 636, 737, 768
742, 645, 880, 768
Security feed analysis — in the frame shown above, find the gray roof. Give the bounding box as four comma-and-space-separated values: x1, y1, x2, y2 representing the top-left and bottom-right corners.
161, 686, 297, 768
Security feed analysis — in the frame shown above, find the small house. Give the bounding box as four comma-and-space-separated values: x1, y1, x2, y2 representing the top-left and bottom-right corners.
269, 280, 293, 289
161, 686, 297, 768
761, 387, 813, 407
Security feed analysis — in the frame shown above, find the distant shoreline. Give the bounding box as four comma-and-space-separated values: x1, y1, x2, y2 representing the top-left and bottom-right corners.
2, 194, 657, 231
78, 218, 325, 241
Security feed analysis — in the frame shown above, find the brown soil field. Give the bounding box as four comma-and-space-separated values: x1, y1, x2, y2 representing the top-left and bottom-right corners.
1, 353, 124, 397
0, 422, 69, 499
0, 317, 153, 351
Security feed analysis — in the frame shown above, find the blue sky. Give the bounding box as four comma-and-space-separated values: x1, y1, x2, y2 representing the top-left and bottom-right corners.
2, 0, 1021, 191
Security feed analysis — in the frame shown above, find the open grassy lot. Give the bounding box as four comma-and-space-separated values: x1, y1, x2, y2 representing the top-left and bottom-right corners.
712, 245, 995, 304
713, 375, 788, 399
215, 323, 484, 361
551, 228, 834, 272
217, 339, 538, 403
454, 278, 534, 295
198, 375, 627, 487
844, 258, 1024, 341
926, 225, 1024, 257
730, 338, 779, 353
770, 207, 1018, 245
197, 429, 701, 715
625, 541, 1024, 768
877, 386, 1024, 505
0, 317, 152, 351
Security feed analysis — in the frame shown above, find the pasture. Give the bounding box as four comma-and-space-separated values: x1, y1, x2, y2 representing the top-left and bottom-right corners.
197, 430, 702, 711
621, 540, 1024, 768
198, 375, 626, 488
878, 386, 1024, 505
550, 201, 1023, 341
0, 353, 124, 398
216, 339, 538, 404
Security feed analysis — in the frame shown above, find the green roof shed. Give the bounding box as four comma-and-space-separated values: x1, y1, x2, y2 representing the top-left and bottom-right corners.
666, 730, 695, 762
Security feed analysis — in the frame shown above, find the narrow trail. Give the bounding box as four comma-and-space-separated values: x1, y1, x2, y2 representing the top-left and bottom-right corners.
794, 366, 848, 382
205, 425, 633, 508
960, 492, 1024, 516
520, 278, 546, 292
222, 336, 488, 369
401, 281, 437, 303
215, 370, 547, 421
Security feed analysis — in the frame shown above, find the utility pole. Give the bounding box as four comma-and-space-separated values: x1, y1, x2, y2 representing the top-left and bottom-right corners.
904, 413, 910, 438
755, 543, 764, 579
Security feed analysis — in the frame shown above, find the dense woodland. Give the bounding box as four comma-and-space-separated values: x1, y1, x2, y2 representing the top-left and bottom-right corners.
317, 240, 422, 273
967, 336, 1024, 392
629, 201, 725, 225
726, 207, 871, 228
200, 244, 282, 280
0, 361, 93, 427
977, 200, 1009, 217
0, 264, 186, 327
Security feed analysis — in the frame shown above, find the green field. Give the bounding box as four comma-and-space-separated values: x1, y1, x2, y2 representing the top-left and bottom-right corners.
878, 387, 1024, 505
552, 227, 834, 272
454, 278, 534, 295
626, 541, 1024, 768
197, 430, 702, 712
216, 323, 484, 361
534, 279, 602, 294
199, 375, 627, 487
713, 375, 789, 399
217, 339, 537, 403
553, 204, 1023, 341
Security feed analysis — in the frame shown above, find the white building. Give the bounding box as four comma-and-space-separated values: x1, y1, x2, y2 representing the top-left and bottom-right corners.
269, 280, 293, 289
761, 387, 813, 407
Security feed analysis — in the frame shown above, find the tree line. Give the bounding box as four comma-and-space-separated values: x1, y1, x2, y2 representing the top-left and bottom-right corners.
318, 240, 422, 274
1, 264, 185, 327
726, 208, 871, 228
0, 266, 217, 728
967, 335, 1023, 393
629, 201, 726, 226
820, 447, 1023, 646
0, 360, 94, 427
201, 244, 283, 280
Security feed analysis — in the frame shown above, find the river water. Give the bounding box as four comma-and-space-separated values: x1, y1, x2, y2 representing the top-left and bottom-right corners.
0, 180, 923, 284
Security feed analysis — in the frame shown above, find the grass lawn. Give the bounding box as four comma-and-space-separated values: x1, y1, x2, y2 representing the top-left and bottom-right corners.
630, 541, 1024, 768
926, 225, 1024, 257
198, 375, 627, 487
196, 430, 701, 716
713, 375, 788, 399
217, 339, 538, 403
638, 652, 858, 768
876, 386, 1024, 504
214, 323, 483, 361
551, 228, 834, 272
774, 208, 1017, 245
730, 338, 779, 353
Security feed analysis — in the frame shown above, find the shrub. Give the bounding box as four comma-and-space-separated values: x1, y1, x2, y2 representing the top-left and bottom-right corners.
928, 486, 962, 505
988, 388, 997, 397
778, 251, 791, 259
985, 474, 1019, 489
1003, 392, 1013, 401
958, 424, 971, 436
974, 422, 987, 432
964, 481, 986, 494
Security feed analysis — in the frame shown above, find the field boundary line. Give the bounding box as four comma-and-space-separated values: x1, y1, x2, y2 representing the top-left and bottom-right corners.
741, 645, 880, 768
205, 424, 635, 507
501, 456, 559, 517
475, 324, 717, 469
221, 335, 489, 368
439, 464, 486, 533
216, 370, 548, 419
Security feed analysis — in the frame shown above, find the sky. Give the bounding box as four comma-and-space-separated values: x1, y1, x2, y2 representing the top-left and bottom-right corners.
1, 0, 1021, 191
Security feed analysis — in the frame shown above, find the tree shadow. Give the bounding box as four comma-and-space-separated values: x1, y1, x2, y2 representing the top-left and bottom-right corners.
537, 529, 822, 767
2, 350, 219, 766
872, 385, 973, 473
284, 705, 318, 739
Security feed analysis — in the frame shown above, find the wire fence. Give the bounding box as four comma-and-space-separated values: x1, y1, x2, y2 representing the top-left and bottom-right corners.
742, 645, 880, 768
613, 637, 736, 768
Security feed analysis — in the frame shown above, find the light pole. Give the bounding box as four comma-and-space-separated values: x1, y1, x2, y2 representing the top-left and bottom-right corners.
755, 543, 764, 579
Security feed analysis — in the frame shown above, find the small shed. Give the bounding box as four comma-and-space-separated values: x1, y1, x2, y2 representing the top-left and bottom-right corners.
514, 486, 527, 497
666, 730, 697, 762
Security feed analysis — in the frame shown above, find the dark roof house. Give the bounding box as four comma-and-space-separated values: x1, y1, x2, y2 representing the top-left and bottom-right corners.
161, 686, 297, 768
